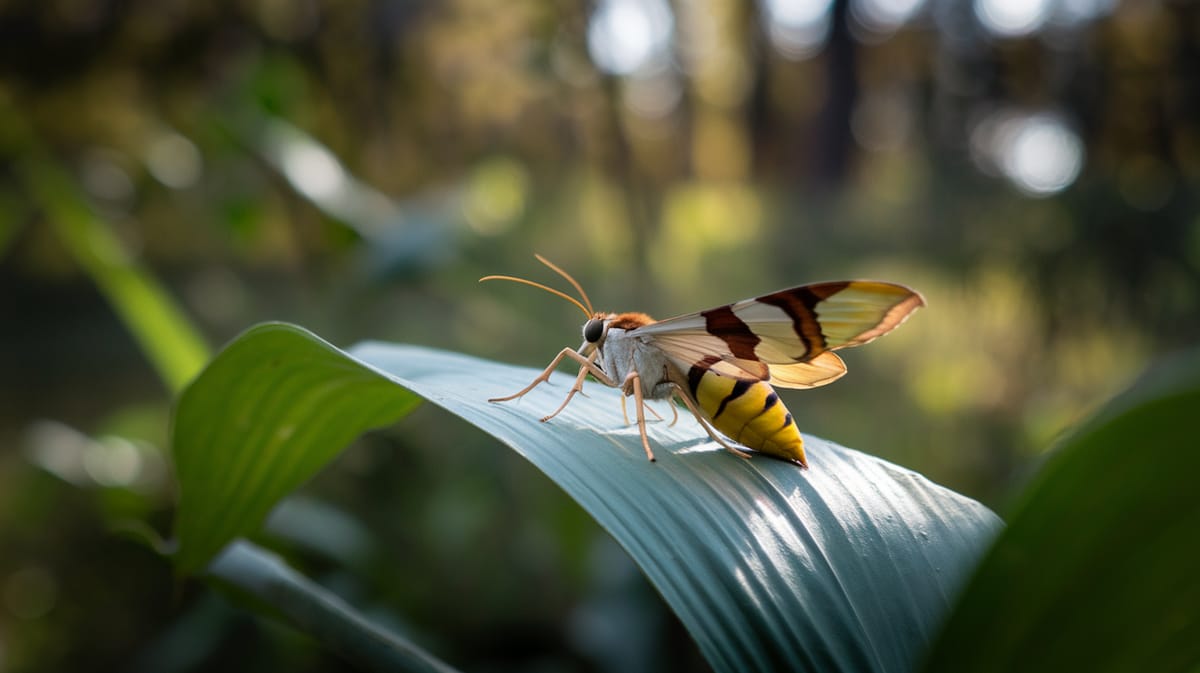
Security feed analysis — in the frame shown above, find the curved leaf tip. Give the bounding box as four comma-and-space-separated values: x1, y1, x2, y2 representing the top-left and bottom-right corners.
171, 323, 421, 574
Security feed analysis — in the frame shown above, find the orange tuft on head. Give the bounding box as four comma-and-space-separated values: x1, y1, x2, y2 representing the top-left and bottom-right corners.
609, 312, 655, 330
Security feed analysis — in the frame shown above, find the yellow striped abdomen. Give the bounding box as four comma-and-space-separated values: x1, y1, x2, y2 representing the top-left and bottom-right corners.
688, 371, 806, 467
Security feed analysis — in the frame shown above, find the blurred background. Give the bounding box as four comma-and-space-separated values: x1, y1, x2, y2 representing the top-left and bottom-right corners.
1, 0, 1197, 670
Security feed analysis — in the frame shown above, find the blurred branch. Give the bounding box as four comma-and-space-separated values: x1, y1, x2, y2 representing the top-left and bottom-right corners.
207, 540, 461, 673
2, 98, 210, 393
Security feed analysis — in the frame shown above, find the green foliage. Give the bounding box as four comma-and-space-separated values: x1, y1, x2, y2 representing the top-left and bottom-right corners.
171, 322, 1001, 673
921, 348, 1200, 673
171, 324, 421, 574
207, 541, 461, 673
2, 97, 211, 392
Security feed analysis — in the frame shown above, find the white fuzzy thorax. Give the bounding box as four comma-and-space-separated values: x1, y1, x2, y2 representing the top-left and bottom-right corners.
594, 328, 678, 399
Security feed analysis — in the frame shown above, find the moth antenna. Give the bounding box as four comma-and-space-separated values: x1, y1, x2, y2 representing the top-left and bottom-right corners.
534, 254, 595, 315
479, 274, 592, 319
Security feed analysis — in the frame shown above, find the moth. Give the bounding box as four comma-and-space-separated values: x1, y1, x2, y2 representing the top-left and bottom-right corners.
482, 256, 924, 468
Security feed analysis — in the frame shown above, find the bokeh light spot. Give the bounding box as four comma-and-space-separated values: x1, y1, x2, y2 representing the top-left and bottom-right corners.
975, 0, 1049, 37
279, 137, 347, 202
851, 0, 926, 34
762, 0, 833, 59
463, 157, 530, 236
587, 0, 674, 76
1003, 115, 1084, 196
971, 110, 1084, 197
83, 436, 144, 488
145, 132, 203, 189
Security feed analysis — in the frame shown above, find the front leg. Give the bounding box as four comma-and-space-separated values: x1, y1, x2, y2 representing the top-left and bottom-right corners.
489, 348, 609, 403
541, 351, 616, 422
491, 348, 619, 425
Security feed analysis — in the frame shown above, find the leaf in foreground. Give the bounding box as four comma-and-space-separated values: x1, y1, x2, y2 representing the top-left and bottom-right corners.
171, 324, 421, 574
172, 323, 1001, 673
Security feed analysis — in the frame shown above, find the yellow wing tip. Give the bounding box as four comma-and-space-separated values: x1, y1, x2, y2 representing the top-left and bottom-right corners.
822, 281, 925, 349
845, 280, 926, 314
846, 280, 926, 305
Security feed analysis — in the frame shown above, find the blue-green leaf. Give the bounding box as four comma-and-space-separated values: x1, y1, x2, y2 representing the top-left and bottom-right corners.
348, 340, 1000, 673
171, 322, 1001, 672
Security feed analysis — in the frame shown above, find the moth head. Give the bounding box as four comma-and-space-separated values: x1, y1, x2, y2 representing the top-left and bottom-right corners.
580, 311, 652, 354
582, 315, 609, 345
579, 313, 615, 355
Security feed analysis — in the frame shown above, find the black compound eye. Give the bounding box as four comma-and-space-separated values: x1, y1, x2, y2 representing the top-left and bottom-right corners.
583, 318, 605, 343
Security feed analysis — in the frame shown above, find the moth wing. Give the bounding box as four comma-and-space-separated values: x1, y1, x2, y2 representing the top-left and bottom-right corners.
642, 331, 770, 381
788, 281, 924, 350
722, 281, 924, 362
633, 281, 922, 385
766, 351, 847, 389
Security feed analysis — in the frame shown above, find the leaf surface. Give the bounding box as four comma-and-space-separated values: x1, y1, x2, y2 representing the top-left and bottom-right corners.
921, 348, 1200, 673
172, 324, 421, 574
349, 339, 1001, 673
172, 323, 1001, 672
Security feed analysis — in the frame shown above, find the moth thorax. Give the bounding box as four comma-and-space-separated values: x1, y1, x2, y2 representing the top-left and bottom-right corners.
608, 312, 655, 330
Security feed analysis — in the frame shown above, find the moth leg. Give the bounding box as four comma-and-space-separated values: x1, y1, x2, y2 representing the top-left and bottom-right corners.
622, 371, 656, 462
622, 396, 663, 425
642, 401, 665, 423
671, 386, 752, 460
541, 356, 605, 422
659, 365, 680, 427
489, 348, 608, 403
539, 351, 620, 423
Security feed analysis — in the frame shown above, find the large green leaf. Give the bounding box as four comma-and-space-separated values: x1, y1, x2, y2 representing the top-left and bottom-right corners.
349, 338, 1000, 673
171, 322, 1001, 672
171, 324, 421, 574
921, 348, 1200, 673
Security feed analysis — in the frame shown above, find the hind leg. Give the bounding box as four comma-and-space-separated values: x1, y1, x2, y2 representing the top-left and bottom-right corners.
671, 385, 752, 459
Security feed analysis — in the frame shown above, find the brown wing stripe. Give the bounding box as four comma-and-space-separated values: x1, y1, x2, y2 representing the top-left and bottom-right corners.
712, 379, 752, 420
702, 305, 760, 360
757, 282, 849, 359
686, 355, 722, 397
